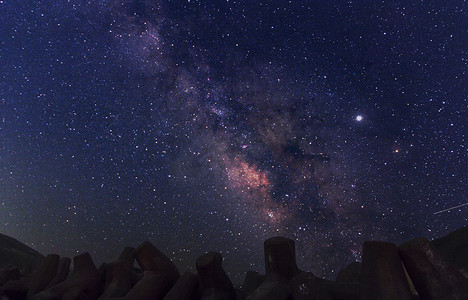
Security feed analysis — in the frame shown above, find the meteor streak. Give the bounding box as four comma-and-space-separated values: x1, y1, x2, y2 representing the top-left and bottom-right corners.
433, 203, 468, 215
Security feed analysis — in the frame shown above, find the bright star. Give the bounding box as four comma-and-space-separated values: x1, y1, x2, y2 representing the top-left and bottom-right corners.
355, 115, 363, 122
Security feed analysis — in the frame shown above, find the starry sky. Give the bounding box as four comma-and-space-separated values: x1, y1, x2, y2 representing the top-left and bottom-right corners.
0, 1, 466, 282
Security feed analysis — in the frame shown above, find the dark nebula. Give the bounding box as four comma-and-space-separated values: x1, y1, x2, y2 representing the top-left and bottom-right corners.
0, 1, 466, 282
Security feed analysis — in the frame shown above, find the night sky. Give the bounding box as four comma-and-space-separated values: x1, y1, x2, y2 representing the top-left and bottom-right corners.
1, 1, 466, 282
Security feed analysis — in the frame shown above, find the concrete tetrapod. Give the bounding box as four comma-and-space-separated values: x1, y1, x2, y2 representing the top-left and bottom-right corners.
399, 237, 468, 300
46, 257, 71, 289
360, 241, 413, 300
163, 271, 200, 300
27, 254, 60, 297
245, 273, 292, 300
33, 252, 101, 300
98, 247, 137, 299
241, 271, 265, 297
196, 252, 236, 300
263, 237, 301, 280
0, 265, 21, 286
122, 241, 180, 300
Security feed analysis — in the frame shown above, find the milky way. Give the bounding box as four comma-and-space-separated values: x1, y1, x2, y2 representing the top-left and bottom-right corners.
0, 0, 466, 282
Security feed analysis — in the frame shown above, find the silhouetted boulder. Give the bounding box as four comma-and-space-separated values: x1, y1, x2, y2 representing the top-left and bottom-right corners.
196, 252, 235, 300
263, 237, 301, 280
360, 241, 413, 300
241, 271, 265, 296
335, 262, 361, 283
27, 254, 60, 297
0, 233, 44, 274
163, 271, 200, 300
399, 237, 468, 299
34, 252, 101, 300
0, 265, 21, 286
432, 225, 468, 276
245, 273, 291, 300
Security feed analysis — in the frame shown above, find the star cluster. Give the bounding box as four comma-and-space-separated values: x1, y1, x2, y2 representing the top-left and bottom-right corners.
0, 1, 466, 282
